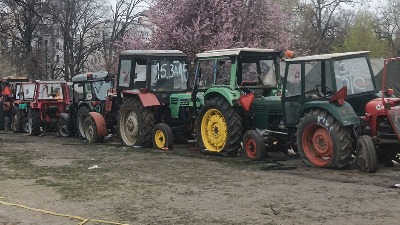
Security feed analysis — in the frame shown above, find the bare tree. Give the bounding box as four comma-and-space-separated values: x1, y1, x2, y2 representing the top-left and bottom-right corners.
102, 0, 146, 69
374, 0, 400, 56
47, 0, 107, 81
294, 0, 361, 54
0, 0, 45, 78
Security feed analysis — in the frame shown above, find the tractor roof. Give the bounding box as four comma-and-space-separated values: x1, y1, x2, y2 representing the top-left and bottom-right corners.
72, 71, 108, 82
1, 76, 29, 82
196, 48, 280, 58
120, 50, 186, 57
285, 51, 370, 62
34, 80, 67, 84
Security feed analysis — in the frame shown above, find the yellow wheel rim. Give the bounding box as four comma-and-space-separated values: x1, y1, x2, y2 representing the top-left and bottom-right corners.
201, 108, 227, 152
155, 130, 166, 148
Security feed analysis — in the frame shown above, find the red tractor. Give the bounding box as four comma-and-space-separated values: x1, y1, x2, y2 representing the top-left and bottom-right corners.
0, 76, 30, 131
27, 80, 71, 135
57, 71, 117, 142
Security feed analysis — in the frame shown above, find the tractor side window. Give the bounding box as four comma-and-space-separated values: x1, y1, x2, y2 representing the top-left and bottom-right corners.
304, 61, 321, 93
197, 60, 214, 88
15, 84, 21, 100
334, 57, 374, 95
215, 59, 231, 85
241, 60, 276, 86
23, 83, 35, 100
325, 61, 333, 90
119, 60, 131, 87
38, 83, 63, 99
286, 63, 301, 96
92, 81, 111, 100
74, 83, 84, 100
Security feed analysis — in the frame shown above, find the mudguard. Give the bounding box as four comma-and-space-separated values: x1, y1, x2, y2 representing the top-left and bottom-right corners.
138, 92, 160, 107
203, 87, 241, 106
300, 101, 360, 127
88, 112, 107, 137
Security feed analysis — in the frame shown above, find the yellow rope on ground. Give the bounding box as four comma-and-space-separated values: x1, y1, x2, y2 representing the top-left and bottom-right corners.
0, 200, 129, 225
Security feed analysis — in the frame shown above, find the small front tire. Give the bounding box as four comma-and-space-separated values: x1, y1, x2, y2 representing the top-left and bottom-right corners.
356, 135, 378, 173
152, 123, 173, 150
243, 130, 266, 160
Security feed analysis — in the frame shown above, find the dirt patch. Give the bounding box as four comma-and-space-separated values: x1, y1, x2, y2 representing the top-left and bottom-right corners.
1, 131, 400, 225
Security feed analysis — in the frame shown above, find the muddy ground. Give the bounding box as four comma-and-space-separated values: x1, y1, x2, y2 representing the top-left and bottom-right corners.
0, 131, 400, 225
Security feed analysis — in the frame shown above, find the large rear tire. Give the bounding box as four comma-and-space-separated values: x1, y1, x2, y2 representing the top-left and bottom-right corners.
243, 130, 266, 160
84, 116, 104, 143
77, 106, 90, 139
12, 107, 24, 133
197, 97, 243, 156
356, 135, 378, 173
297, 109, 353, 169
29, 109, 41, 136
152, 123, 173, 150
118, 98, 155, 147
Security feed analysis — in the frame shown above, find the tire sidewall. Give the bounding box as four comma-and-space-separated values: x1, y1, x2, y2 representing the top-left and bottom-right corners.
77, 106, 91, 139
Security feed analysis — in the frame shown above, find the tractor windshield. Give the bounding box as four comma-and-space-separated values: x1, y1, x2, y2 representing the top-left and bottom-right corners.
85, 81, 112, 100
38, 83, 64, 100
334, 57, 375, 95
240, 59, 277, 87
150, 60, 187, 91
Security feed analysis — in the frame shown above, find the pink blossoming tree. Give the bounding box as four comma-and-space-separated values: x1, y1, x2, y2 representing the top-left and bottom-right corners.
147, 0, 292, 58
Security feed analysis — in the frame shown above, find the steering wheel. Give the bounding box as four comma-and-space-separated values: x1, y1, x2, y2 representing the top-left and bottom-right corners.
305, 85, 333, 99
314, 85, 334, 97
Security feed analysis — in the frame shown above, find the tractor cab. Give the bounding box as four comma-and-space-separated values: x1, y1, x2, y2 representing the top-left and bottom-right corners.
117, 50, 189, 104
194, 48, 283, 102
71, 71, 113, 102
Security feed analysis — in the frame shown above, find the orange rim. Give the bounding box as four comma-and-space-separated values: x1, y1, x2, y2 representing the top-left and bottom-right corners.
245, 138, 257, 159
302, 124, 333, 167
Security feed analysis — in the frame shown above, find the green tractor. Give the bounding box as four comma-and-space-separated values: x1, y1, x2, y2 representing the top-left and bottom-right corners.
282, 51, 400, 172
87, 50, 194, 149
193, 48, 293, 157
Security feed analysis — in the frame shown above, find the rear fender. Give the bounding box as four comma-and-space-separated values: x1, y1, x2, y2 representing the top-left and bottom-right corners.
203, 87, 241, 106
138, 92, 160, 107
300, 101, 360, 126
88, 112, 107, 137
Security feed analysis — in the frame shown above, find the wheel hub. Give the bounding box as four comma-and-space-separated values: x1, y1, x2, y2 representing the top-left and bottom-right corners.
201, 109, 227, 152
246, 139, 256, 157
302, 124, 334, 167
155, 130, 166, 148
312, 128, 332, 157
126, 111, 138, 134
